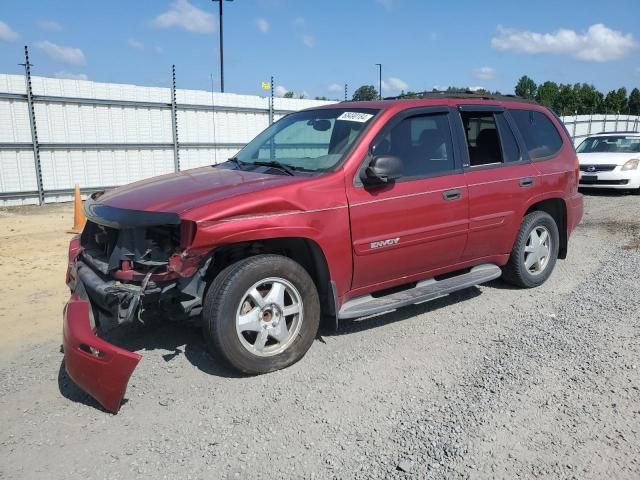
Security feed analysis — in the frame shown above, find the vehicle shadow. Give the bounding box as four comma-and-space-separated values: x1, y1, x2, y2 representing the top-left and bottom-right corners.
322, 286, 482, 336
59, 285, 487, 411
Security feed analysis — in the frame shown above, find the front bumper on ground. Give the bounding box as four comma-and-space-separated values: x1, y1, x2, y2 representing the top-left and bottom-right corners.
63, 292, 141, 413
579, 169, 640, 189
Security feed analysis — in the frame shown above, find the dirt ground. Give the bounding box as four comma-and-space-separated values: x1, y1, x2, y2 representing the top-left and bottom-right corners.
0, 192, 639, 479
0, 203, 73, 347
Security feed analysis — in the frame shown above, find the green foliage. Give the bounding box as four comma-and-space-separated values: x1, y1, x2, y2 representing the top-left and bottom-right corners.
352, 85, 378, 101
515, 75, 537, 99
604, 87, 628, 114
314, 96, 329, 101
283, 91, 295, 98
629, 88, 640, 115
520, 76, 637, 115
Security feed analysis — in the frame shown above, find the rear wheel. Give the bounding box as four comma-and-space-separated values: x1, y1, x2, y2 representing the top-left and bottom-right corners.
203, 254, 320, 374
502, 211, 559, 288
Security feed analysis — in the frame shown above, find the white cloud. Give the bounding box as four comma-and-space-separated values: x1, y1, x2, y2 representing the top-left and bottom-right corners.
128, 38, 145, 50
472, 66, 495, 80
292, 17, 305, 27
381, 77, 408, 92
0, 20, 19, 42
376, 0, 393, 10
35, 40, 85, 65
255, 18, 270, 33
53, 71, 88, 81
491, 23, 637, 62
328, 83, 343, 93
274, 85, 288, 97
152, 0, 215, 34
37, 20, 63, 32
302, 34, 316, 48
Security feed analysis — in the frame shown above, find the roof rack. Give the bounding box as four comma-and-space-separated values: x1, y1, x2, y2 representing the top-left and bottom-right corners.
383, 90, 539, 105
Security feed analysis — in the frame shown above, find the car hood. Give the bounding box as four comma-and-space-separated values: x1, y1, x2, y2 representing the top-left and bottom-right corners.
577, 152, 639, 166
98, 166, 303, 214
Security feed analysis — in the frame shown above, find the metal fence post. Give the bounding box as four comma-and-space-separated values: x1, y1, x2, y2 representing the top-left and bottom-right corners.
269, 76, 274, 125
344, 83, 348, 101
587, 114, 593, 136
20, 45, 45, 205
572, 113, 577, 139
170, 65, 180, 171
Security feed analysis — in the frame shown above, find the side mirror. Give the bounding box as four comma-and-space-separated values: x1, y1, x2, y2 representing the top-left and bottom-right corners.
362, 155, 402, 185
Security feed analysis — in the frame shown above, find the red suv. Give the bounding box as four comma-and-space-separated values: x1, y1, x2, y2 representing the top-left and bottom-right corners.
63, 94, 583, 411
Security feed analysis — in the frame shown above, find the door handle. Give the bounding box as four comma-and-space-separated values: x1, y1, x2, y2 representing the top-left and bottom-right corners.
442, 188, 461, 201
519, 177, 534, 187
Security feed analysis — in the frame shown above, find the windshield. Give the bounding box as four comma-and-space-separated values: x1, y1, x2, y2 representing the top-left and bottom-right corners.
576, 136, 640, 154
234, 108, 379, 172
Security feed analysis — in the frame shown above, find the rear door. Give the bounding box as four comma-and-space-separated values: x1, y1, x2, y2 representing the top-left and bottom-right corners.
346, 107, 469, 291
456, 105, 539, 260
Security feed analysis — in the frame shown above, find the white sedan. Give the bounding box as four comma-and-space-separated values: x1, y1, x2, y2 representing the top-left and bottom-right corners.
576, 132, 640, 193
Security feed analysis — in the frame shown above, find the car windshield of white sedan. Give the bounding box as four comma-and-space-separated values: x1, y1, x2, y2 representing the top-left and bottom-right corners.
577, 136, 640, 154
234, 108, 379, 172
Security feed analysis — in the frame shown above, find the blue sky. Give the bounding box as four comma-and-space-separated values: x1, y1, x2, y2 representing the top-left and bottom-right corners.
0, 0, 638, 98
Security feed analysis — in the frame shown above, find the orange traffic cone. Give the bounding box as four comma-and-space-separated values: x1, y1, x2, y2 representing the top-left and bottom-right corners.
68, 184, 86, 234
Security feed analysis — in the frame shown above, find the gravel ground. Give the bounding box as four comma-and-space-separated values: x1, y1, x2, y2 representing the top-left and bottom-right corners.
1, 192, 639, 479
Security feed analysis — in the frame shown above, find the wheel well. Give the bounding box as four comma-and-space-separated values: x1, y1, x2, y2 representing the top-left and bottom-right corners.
525, 198, 568, 259
207, 238, 333, 315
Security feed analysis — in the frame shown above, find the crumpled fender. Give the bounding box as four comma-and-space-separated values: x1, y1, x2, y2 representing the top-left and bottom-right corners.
63, 293, 141, 413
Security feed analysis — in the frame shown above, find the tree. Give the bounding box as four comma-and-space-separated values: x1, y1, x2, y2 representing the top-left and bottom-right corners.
514, 75, 537, 99
554, 84, 579, 115
629, 88, 640, 116
283, 91, 295, 98
573, 83, 603, 114
352, 85, 378, 101
604, 87, 628, 113
535, 81, 559, 108
314, 96, 329, 101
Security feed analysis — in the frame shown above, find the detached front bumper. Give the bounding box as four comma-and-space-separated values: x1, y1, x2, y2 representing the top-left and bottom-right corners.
63, 292, 141, 413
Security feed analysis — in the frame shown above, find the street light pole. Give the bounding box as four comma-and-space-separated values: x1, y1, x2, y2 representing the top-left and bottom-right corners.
375, 63, 382, 99
213, 0, 233, 92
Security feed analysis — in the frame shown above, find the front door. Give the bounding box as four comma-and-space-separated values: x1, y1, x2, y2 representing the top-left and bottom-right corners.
347, 108, 469, 291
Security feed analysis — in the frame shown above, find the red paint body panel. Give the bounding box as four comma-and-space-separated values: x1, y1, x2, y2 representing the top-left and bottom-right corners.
63, 293, 141, 413
347, 174, 469, 289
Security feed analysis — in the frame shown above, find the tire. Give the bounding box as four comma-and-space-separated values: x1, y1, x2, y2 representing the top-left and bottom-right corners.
203, 254, 320, 374
502, 211, 560, 288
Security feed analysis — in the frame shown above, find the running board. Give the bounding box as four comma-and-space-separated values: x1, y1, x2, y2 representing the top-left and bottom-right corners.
338, 264, 501, 320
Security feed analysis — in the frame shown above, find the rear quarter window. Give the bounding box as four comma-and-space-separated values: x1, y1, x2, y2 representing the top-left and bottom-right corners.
510, 109, 564, 159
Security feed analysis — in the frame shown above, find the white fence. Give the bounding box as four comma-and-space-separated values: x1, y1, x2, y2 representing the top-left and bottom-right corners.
560, 114, 640, 145
2, 73, 639, 207
0, 74, 332, 206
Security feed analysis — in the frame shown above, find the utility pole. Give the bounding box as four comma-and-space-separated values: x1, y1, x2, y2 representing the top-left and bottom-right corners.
375, 63, 382, 99
344, 83, 348, 101
212, 0, 233, 92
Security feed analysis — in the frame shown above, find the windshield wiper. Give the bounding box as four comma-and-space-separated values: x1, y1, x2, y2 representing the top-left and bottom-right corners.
227, 157, 246, 170
251, 160, 296, 176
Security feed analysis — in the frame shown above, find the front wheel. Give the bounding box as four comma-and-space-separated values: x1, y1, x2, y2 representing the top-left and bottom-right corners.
502, 211, 560, 288
203, 254, 320, 374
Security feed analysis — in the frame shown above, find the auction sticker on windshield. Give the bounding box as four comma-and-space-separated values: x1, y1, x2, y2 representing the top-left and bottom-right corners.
337, 112, 374, 122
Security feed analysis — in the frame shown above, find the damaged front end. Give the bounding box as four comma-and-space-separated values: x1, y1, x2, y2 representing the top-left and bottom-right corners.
63, 197, 210, 412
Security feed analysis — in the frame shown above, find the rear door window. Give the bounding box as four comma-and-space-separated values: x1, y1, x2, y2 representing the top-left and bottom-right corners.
509, 109, 564, 159
460, 112, 521, 166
